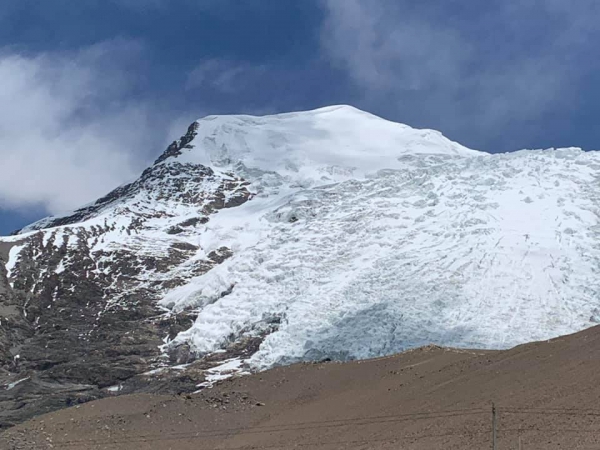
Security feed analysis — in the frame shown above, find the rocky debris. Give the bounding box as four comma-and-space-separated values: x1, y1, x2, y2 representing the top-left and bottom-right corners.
0, 234, 239, 428
206, 247, 233, 264
0, 227, 241, 429
166, 217, 209, 235
5, 325, 600, 450
0, 134, 257, 428
13, 121, 250, 235
0, 375, 101, 429
117, 338, 263, 397
0, 242, 31, 370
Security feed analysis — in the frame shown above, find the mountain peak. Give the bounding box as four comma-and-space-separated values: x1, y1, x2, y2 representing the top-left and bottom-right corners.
155, 106, 480, 190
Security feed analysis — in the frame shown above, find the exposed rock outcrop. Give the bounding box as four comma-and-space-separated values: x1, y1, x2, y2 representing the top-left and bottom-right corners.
0, 124, 256, 429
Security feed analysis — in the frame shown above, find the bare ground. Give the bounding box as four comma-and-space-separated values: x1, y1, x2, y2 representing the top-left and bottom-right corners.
3, 325, 600, 449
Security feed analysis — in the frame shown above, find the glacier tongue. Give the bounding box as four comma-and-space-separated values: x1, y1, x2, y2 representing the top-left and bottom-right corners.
161, 138, 600, 369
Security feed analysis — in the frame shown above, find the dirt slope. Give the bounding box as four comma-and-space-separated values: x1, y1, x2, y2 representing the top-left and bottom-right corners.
3, 326, 600, 449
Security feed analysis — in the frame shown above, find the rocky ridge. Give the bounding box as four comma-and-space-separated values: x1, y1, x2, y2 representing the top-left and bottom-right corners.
0, 123, 256, 428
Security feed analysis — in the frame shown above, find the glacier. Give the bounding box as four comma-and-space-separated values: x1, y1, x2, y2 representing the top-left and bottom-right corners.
5, 105, 600, 372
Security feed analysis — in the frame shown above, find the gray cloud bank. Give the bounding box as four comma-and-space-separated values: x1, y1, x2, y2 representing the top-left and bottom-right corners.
0, 40, 195, 217
320, 0, 600, 147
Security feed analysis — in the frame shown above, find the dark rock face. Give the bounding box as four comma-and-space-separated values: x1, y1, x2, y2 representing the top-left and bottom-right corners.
0, 241, 31, 377
153, 121, 200, 166
0, 132, 257, 429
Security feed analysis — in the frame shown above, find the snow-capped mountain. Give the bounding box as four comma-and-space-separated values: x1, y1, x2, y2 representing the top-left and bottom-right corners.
2, 105, 600, 425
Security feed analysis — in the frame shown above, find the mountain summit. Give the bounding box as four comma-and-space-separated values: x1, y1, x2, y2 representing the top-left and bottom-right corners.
1, 106, 599, 427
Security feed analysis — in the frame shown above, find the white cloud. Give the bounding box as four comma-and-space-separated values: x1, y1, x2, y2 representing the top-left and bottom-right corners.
0, 40, 164, 215
0, 43, 284, 220
321, 0, 470, 93
320, 0, 599, 144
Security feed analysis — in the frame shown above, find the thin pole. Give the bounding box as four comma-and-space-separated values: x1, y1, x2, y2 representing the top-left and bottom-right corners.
492, 403, 497, 450
518, 433, 522, 450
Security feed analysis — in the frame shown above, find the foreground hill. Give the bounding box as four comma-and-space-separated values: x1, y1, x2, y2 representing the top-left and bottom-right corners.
2, 325, 600, 449
2, 105, 600, 427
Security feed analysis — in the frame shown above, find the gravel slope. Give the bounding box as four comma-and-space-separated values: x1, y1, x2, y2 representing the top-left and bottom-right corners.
3, 325, 600, 449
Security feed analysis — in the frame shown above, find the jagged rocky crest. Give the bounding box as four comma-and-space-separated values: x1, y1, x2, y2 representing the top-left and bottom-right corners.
14, 121, 204, 234
154, 121, 200, 165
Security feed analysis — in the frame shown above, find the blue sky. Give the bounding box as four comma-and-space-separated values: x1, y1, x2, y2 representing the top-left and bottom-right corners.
1, 0, 600, 234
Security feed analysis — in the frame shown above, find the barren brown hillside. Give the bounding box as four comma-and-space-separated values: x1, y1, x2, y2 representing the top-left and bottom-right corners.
3, 326, 600, 449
